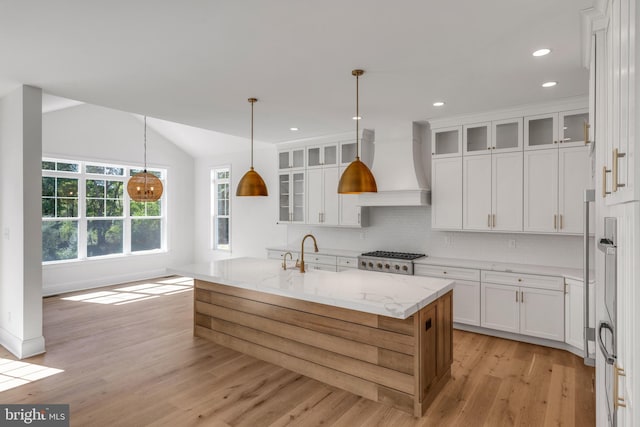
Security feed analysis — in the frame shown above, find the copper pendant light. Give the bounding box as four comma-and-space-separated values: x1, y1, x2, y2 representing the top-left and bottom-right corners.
127, 116, 164, 202
236, 98, 269, 196
338, 69, 377, 194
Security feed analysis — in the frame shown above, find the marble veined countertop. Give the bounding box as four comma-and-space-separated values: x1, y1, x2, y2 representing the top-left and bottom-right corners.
169, 257, 453, 319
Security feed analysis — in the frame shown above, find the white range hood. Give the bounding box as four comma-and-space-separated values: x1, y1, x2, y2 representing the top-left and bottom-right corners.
358, 122, 430, 206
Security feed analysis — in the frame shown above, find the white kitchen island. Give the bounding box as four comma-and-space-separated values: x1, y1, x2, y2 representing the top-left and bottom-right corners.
169, 257, 454, 417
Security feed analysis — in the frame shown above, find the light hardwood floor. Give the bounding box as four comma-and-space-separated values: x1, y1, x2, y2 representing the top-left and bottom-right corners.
0, 276, 595, 426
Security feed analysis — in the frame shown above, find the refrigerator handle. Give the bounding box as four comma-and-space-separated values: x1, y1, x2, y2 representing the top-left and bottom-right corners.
598, 321, 617, 365
583, 189, 595, 365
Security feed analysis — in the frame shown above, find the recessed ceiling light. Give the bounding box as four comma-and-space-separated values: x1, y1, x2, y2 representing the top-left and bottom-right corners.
352, 116, 362, 120
542, 81, 557, 88
289, 127, 299, 131
433, 101, 445, 107
533, 48, 551, 57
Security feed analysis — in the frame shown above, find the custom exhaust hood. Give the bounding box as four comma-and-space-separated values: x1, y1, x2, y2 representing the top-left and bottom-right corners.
358, 122, 430, 206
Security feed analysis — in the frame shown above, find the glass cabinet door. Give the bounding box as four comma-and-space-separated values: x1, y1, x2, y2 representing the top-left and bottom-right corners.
492, 118, 523, 152
291, 148, 304, 168
279, 148, 305, 169
559, 109, 589, 147
292, 172, 305, 222
340, 142, 357, 165
323, 145, 338, 166
525, 113, 558, 150
279, 173, 291, 222
463, 123, 491, 156
307, 147, 322, 168
432, 126, 462, 158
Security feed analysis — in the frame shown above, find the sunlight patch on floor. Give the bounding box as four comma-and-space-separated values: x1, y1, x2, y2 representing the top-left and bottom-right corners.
61, 277, 193, 305
0, 358, 64, 392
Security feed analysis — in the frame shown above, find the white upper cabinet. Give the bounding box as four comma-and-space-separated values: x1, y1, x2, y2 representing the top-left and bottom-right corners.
432, 126, 462, 158
432, 157, 462, 230
278, 148, 305, 170
463, 151, 523, 232
524, 149, 559, 232
306, 167, 339, 226
278, 171, 305, 223
524, 109, 589, 150
492, 118, 523, 153
307, 144, 338, 169
524, 113, 559, 150
463, 122, 491, 156
524, 145, 591, 234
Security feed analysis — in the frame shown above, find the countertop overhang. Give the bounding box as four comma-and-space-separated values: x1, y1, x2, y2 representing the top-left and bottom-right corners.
169, 257, 453, 319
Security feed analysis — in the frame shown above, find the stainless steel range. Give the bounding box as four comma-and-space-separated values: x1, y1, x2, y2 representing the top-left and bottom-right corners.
358, 251, 426, 275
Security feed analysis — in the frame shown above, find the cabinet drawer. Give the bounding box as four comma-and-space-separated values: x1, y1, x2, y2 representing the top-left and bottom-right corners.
305, 262, 337, 272
414, 264, 480, 281
337, 256, 358, 268
267, 250, 299, 260
481, 270, 563, 291
305, 254, 337, 266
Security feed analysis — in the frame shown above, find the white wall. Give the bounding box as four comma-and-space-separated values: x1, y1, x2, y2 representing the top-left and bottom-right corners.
0, 85, 45, 359
193, 143, 282, 262
41, 103, 195, 295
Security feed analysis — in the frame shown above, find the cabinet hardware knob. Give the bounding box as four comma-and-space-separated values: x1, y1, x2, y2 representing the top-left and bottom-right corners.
602, 166, 612, 198
613, 149, 626, 192
487, 147, 491, 150
518, 278, 522, 282
554, 140, 558, 144
443, 271, 447, 274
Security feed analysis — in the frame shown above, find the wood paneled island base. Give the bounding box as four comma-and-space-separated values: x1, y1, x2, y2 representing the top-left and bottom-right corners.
194, 279, 453, 417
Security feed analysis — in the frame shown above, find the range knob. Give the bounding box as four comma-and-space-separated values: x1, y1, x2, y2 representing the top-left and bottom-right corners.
402, 265, 408, 271
384, 264, 390, 269
395, 265, 400, 270
376, 263, 383, 269
368, 262, 373, 268
361, 261, 366, 267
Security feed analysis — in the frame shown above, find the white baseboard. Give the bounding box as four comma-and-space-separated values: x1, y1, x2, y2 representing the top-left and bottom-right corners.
0, 328, 45, 359
453, 323, 587, 359
42, 268, 171, 296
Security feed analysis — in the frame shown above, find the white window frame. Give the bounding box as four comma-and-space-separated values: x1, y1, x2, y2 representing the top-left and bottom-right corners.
211, 166, 231, 251
42, 157, 167, 264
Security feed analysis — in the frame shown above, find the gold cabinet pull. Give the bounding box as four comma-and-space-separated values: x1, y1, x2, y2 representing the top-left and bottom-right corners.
603, 166, 611, 198
554, 214, 557, 230
492, 214, 496, 228
515, 291, 518, 302
613, 148, 626, 192
521, 291, 524, 303
560, 214, 563, 230
488, 214, 491, 228
615, 365, 627, 409
584, 122, 591, 145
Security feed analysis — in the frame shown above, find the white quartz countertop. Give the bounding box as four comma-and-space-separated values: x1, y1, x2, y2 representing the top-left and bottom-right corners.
414, 256, 594, 283
169, 257, 453, 319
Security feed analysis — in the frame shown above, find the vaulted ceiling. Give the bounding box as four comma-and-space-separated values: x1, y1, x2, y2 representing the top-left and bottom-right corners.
0, 0, 593, 144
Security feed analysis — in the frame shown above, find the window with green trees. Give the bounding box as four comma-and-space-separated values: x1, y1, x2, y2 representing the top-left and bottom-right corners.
42, 158, 165, 263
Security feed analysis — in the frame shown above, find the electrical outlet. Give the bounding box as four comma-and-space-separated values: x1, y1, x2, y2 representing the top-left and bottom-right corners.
508, 239, 517, 249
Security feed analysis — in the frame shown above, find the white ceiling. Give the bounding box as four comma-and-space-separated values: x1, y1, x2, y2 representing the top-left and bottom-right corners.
1, 0, 593, 144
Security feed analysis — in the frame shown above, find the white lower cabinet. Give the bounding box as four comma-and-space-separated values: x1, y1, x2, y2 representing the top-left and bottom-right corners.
564, 278, 595, 351
481, 282, 564, 341
481, 283, 520, 333
414, 264, 480, 326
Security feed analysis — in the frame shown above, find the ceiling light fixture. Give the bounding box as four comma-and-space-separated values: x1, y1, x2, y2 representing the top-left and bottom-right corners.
236, 98, 268, 196
542, 81, 557, 88
127, 116, 163, 202
338, 69, 377, 194
532, 48, 551, 57
433, 101, 445, 107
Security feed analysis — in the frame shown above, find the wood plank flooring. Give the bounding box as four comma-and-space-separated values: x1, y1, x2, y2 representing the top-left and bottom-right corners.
0, 276, 595, 426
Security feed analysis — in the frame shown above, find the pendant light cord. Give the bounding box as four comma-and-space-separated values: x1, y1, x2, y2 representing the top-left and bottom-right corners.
356, 73, 360, 160
251, 101, 254, 169
143, 116, 148, 172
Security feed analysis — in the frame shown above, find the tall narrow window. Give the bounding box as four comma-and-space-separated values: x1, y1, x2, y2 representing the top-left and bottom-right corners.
42, 161, 80, 261
212, 167, 231, 250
